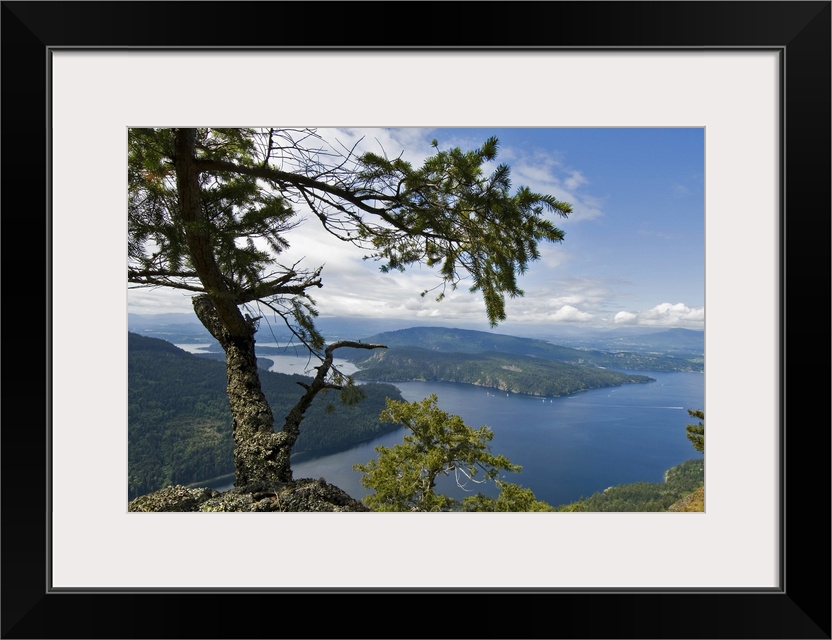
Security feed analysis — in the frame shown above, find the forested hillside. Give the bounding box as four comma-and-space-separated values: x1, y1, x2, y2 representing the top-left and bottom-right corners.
128, 333, 404, 498
342, 326, 703, 373
349, 346, 654, 397
556, 458, 704, 512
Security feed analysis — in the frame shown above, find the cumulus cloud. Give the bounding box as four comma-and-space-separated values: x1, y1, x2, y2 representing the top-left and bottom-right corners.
520, 276, 619, 311
127, 128, 704, 334
614, 303, 704, 327
499, 291, 598, 324
550, 304, 594, 322
613, 311, 639, 325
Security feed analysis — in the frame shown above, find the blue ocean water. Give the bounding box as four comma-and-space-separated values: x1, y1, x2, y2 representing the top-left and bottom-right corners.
206, 370, 704, 508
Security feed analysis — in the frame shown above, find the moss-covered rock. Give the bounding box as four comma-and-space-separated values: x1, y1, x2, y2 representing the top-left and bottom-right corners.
128, 478, 370, 512
128, 485, 220, 511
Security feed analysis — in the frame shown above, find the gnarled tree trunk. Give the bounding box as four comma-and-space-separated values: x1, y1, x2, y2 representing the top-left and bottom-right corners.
174, 128, 385, 488
192, 296, 294, 486
175, 128, 292, 486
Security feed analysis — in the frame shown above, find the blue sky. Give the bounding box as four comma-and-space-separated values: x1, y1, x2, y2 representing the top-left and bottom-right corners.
128, 127, 705, 331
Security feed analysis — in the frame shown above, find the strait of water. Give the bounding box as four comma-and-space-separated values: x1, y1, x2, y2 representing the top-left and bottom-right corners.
198, 357, 704, 508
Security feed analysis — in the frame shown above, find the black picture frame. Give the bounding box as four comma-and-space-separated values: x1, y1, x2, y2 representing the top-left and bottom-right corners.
3, 2, 829, 638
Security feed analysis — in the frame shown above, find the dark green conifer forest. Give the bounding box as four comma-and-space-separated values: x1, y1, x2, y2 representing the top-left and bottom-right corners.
128, 333, 403, 498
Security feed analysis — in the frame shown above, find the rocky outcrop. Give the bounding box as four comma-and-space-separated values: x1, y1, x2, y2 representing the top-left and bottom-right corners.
667, 486, 705, 512
128, 478, 371, 512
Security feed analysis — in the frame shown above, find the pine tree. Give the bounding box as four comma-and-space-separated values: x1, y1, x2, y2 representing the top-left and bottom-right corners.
685, 409, 705, 453
353, 395, 551, 512
462, 482, 556, 512
128, 128, 570, 491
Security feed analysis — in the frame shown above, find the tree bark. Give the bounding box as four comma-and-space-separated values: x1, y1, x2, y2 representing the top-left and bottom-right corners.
175, 129, 289, 486
192, 295, 291, 486
174, 129, 386, 488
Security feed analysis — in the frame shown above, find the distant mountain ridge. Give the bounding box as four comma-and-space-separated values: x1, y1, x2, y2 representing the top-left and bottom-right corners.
346, 326, 703, 373
128, 313, 704, 355
599, 327, 704, 355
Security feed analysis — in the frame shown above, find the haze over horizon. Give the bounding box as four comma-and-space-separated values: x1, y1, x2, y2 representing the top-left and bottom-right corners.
128, 127, 705, 331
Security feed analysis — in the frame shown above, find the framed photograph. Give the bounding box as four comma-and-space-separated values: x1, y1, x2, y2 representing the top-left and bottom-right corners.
4, 1, 829, 638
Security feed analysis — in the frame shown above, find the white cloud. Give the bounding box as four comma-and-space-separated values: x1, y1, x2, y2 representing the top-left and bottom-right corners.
614, 303, 704, 327
538, 244, 569, 269
509, 152, 604, 223
306, 130, 606, 227
549, 304, 594, 322
126, 128, 704, 334
327, 127, 436, 167
331, 128, 597, 229
128, 286, 197, 315
564, 170, 588, 191
613, 311, 639, 325
499, 289, 598, 324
